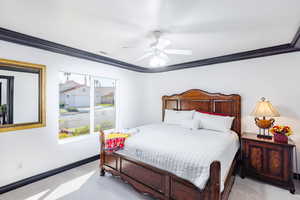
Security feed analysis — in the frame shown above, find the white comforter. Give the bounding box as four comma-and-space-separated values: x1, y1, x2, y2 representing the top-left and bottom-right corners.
116, 123, 240, 191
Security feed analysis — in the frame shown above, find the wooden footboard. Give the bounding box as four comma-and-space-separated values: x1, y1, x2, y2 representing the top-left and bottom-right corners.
99, 131, 237, 200
101, 153, 224, 200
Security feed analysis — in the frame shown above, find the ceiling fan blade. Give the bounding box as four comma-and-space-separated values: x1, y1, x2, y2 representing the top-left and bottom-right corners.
156, 38, 171, 49
158, 52, 169, 61
164, 49, 192, 55
135, 52, 154, 62
122, 46, 136, 49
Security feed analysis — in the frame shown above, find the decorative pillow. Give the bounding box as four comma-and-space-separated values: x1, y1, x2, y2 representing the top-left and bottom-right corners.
196, 110, 229, 116
194, 111, 234, 132
180, 119, 201, 130
164, 109, 195, 125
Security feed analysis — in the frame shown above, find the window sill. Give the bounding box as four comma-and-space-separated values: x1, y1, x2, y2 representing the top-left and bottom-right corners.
58, 129, 115, 144
58, 132, 99, 144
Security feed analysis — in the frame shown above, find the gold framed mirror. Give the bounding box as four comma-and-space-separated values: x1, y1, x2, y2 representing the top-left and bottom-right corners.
0, 58, 46, 132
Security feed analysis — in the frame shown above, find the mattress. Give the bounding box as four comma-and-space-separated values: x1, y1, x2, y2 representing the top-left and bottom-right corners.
116, 123, 240, 191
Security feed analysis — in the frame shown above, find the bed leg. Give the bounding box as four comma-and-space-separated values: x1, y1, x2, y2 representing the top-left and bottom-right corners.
100, 168, 106, 176
99, 130, 106, 177
209, 161, 221, 200
99, 152, 106, 176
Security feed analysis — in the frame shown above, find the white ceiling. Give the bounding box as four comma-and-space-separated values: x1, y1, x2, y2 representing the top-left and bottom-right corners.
1, 0, 300, 68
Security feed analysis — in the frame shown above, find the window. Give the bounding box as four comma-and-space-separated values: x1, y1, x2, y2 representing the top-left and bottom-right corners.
94, 77, 116, 132
59, 72, 116, 139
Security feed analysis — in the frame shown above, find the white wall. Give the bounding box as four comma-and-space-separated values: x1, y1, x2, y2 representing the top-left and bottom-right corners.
143, 52, 300, 135
0, 70, 39, 123
1, 38, 300, 186
0, 40, 145, 187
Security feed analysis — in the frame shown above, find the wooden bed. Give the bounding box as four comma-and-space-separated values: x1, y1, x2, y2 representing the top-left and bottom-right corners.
100, 89, 241, 200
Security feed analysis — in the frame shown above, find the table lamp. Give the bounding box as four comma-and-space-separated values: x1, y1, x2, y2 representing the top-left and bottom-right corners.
251, 97, 280, 139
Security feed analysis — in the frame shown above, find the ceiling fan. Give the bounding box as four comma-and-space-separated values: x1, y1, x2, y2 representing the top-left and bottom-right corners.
132, 31, 192, 67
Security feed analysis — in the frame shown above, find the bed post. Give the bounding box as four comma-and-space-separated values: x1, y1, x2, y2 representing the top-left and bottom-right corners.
99, 130, 105, 176
208, 161, 221, 200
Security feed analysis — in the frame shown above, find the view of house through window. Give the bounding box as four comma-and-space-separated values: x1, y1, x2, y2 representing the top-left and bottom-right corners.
59, 72, 116, 139
94, 77, 116, 132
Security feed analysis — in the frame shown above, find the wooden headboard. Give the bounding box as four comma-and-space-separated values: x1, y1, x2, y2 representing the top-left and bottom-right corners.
162, 89, 241, 137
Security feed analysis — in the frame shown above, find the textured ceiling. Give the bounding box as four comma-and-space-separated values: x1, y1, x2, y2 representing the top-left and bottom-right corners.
0, 0, 300, 68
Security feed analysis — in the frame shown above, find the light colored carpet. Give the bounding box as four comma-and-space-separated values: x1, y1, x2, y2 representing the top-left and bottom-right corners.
1, 161, 300, 200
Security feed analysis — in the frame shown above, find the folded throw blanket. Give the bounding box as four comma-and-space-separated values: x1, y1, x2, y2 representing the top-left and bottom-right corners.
104, 133, 130, 152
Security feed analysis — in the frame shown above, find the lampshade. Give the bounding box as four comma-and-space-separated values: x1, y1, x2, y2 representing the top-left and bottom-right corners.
251, 97, 280, 117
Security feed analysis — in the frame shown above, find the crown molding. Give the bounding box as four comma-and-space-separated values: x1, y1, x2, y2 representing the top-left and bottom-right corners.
0, 27, 299, 73
150, 44, 299, 72
292, 27, 300, 48
0, 27, 147, 72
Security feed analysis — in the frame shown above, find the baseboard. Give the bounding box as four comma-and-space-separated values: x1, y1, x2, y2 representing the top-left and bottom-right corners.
0, 155, 99, 194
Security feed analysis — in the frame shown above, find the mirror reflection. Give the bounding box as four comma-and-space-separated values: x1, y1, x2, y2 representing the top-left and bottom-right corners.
0, 67, 40, 126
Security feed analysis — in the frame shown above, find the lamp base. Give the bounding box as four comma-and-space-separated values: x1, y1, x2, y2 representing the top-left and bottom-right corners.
257, 134, 273, 139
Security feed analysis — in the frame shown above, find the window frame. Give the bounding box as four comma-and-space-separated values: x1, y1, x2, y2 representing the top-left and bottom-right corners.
58, 71, 118, 141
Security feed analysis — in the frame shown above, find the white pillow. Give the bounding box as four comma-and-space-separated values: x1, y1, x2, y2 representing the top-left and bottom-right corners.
194, 112, 234, 132
164, 110, 195, 125
180, 119, 201, 130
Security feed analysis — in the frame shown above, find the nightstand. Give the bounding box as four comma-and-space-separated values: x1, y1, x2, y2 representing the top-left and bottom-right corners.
241, 132, 295, 194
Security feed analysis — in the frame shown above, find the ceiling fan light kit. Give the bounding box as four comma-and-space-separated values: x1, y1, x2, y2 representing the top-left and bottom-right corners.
150, 56, 167, 67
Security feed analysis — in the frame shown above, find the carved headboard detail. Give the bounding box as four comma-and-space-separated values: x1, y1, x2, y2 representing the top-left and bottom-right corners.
162, 89, 241, 137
